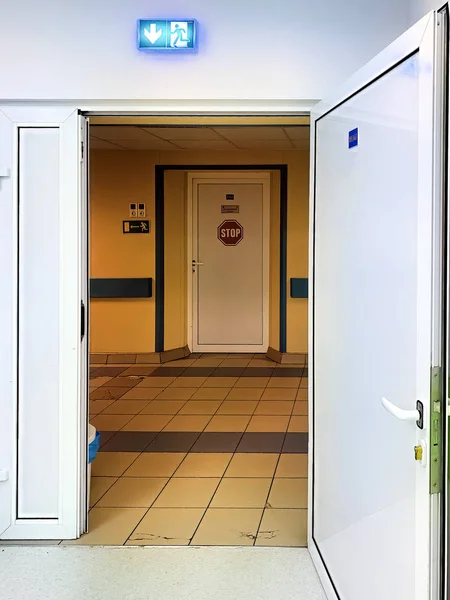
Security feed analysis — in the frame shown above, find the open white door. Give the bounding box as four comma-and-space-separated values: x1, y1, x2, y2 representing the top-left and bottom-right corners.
79, 114, 90, 534
309, 8, 447, 600
0, 107, 88, 540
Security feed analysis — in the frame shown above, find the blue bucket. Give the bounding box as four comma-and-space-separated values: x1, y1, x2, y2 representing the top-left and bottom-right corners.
88, 429, 101, 464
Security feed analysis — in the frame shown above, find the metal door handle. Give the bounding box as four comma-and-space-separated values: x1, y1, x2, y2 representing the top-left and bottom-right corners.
81, 301, 86, 341
381, 397, 420, 421
192, 261, 204, 266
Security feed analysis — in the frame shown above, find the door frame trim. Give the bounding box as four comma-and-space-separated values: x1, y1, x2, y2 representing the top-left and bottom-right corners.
154, 164, 288, 353
187, 171, 271, 352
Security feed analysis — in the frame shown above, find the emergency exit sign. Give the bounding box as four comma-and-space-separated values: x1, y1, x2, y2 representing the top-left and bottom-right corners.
123, 220, 150, 234
137, 20, 196, 51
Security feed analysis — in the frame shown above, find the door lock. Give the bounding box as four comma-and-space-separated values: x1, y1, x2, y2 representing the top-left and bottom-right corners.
414, 440, 427, 467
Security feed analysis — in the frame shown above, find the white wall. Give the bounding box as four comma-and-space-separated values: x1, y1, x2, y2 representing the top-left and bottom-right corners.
0, 0, 411, 101
410, 0, 443, 22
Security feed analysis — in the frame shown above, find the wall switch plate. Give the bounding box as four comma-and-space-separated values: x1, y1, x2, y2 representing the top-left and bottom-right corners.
129, 203, 137, 218
138, 202, 146, 218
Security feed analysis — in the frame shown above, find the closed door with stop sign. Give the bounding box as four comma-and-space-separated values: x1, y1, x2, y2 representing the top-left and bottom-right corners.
189, 175, 270, 352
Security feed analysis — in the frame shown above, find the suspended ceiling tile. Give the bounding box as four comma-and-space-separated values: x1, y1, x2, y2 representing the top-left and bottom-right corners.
213, 127, 287, 141
105, 138, 178, 150
89, 137, 126, 150
90, 116, 310, 126
172, 140, 237, 150
90, 126, 157, 141
284, 126, 310, 140
292, 139, 310, 150
144, 127, 222, 140
231, 140, 295, 150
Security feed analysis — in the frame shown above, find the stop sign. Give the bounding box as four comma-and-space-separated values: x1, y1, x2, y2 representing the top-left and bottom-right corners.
217, 220, 244, 246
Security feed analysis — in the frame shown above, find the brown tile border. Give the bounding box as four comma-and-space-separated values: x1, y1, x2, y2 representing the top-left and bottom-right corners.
96, 431, 308, 454
90, 346, 191, 366
90, 353, 108, 364
107, 354, 137, 364
90, 350, 308, 367
160, 346, 190, 363
145, 432, 201, 453
136, 353, 161, 364
280, 353, 307, 365
101, 431, 158, 452
266, 347, 282, 363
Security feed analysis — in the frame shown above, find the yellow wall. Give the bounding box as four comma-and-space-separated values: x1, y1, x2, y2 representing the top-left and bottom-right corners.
89, 152, 155, 353
286, 152, 310, 353
90, 149, 309, 353
164, 171, 187, 350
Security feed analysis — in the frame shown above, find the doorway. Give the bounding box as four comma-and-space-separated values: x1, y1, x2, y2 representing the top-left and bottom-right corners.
80, 118, 310, 547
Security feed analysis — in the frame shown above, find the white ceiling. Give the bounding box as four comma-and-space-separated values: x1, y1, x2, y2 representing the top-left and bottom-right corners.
89, 126, 310, 151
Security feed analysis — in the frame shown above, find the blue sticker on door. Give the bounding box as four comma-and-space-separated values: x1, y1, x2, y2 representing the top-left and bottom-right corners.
348, 128, 359, 149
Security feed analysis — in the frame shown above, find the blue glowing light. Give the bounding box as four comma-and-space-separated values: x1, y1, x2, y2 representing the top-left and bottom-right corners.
137, 20, 197, 51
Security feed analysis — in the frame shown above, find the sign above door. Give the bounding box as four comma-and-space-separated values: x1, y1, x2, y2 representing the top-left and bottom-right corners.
137, 20, 197, 51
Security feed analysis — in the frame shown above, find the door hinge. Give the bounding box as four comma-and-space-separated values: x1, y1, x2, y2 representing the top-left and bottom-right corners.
430, 366, 442, 494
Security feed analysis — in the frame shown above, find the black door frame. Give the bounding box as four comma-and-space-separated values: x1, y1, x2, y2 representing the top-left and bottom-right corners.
155, 164, 288, 353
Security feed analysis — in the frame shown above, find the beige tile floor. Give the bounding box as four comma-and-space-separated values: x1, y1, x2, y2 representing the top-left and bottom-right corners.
72, 353, 309, 547
80, 452, 308, 547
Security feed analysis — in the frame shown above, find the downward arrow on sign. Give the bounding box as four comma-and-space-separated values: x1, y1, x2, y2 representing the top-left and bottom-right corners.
144, 23, 163, 44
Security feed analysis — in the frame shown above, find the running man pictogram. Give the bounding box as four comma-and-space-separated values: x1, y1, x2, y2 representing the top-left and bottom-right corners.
171, 23, 190, 47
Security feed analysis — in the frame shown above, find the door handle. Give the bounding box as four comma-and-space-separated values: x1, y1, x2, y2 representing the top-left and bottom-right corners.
192, 261, 204, 266
381, 397, 421, 422
81, 301, 86, 341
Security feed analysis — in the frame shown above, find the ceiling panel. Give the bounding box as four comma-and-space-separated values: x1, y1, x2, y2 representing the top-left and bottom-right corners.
90, 126, 158, 141
89, 137, 125, 150
90, 116, 310, 126
104, 138, 178, 150
171, 140, 236, 150
232, 139, 294, 150
213, 127, 288, 141
284, 126, 310, 140
292, 139, 310, 150
90, 125, 310, 150
144, 127, 222, 140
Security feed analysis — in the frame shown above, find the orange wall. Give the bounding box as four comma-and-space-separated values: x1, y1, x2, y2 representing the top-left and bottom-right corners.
89, 152, 155, 353
89, 148, 309, 353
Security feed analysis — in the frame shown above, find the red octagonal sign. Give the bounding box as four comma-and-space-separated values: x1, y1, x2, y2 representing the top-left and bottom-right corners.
217, 219, 244, 246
